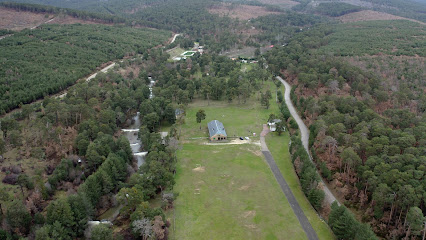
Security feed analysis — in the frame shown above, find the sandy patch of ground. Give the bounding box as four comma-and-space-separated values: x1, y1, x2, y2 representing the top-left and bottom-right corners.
208, 3, 279, 20
338, 10, 425, 25
245, 224, 257, 229
247, 148, 262, 157
238, 185, 250, 191
0, 7, 53, 30
257, 0, 299, 9
192, 166, 206, 172
242, 210, 256, 218
204, 138, 251, 145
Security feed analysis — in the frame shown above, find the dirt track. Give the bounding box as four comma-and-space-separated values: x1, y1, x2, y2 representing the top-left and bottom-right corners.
276, 76, 340, 206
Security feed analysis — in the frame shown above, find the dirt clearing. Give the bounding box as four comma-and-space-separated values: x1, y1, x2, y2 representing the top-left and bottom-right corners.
257, 0, 299, 9
338, 10, 425, 25
0, 7, 53, 30
208, 4, 279, 20
192, 166, 206, 172
46, 15, 114, 25
0, 7, 115, 31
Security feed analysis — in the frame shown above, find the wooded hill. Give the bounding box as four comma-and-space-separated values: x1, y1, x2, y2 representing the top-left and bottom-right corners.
0, 24, 170, 114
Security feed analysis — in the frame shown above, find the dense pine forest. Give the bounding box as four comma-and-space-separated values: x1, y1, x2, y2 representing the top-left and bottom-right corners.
0, 0, 425, 239
0, 24, 170, 113
266, 20, 425, 239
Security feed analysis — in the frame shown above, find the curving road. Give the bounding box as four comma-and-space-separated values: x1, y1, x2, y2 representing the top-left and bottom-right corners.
276, 76, 339, 206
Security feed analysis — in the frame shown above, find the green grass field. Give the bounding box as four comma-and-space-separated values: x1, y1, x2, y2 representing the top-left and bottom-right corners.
173, 142, 307, 240
167, 47, 186, 59
170, 80, 334, 239
171, 81, 307, 239
182, 51, 197, 56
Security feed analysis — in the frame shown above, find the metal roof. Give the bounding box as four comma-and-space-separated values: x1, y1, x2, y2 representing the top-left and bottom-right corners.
208, 120, 227, 137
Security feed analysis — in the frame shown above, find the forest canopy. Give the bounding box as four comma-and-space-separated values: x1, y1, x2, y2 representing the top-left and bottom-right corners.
0, 24, 170, 113
318, 20, 426, 56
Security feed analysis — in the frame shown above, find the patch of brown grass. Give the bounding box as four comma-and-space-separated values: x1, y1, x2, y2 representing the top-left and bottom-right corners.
0, 7, 116, 31
47, 15, 115, 26
338, 10, 425, 25
0, 7, 53, 31
257, 0, 299, 9
208, 3, 279, 20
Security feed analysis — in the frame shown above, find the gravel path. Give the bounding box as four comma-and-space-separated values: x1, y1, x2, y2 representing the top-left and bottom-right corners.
276, 76, 339, 206
260, 125, 319, 240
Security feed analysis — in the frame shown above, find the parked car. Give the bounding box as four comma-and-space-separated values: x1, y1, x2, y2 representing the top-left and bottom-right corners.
239, 137, 244, 140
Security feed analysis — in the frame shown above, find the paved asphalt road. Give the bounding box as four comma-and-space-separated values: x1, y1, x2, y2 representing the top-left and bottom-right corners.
260, 125, 318, 240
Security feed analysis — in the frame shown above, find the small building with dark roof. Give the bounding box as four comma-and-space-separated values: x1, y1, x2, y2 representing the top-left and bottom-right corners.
207, 120, 227, 141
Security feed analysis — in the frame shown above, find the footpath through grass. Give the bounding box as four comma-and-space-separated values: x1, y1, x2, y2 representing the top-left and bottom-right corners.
266, 133, 335, 240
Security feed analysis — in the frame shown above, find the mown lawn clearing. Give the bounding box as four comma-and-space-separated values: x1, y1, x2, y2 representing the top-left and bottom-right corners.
171, 82, 308, 239
173, 142, 307, 240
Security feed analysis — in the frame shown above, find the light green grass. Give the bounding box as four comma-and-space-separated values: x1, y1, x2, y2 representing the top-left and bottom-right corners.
182, 51, 197, 56
171, 82, 308, 239
173, 143, 307, 240
181, 80, 282, 139
265, 132, 335, 240
167, 47, 186, 59
240, 63, 254, 72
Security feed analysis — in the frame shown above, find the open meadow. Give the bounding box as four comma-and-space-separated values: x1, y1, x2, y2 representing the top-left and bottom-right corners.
170, 81, 315, 239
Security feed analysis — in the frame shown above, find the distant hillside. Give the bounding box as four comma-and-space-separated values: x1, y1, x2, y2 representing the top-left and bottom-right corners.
291, 0, 426, 23
361, 0, 426, 22
0, 0, 159, 14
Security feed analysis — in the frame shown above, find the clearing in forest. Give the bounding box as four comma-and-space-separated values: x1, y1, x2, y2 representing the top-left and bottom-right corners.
0, 7, 113, 31
338, 10, 426, 25
0, 7, 53, 30
208, 3, 279, 20
257, 0, 300, 9
171, 82, 308, 239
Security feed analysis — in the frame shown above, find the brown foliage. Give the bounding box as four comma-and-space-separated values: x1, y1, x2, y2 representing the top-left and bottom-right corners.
152, 216, 166, 240
293, 156, 302, 176
2, 174, 18, 185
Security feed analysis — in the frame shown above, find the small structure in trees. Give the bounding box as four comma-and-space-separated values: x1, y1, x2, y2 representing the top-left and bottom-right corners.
207, 120, 227, 141
267, 119, 285, 132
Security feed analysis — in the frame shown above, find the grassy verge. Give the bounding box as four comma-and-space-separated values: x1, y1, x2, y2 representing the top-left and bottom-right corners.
265, 133, 335, 240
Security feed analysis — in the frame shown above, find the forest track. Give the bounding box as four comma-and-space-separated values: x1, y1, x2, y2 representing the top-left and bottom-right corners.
170, 33, 180, 44
276, 76, 340, 206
